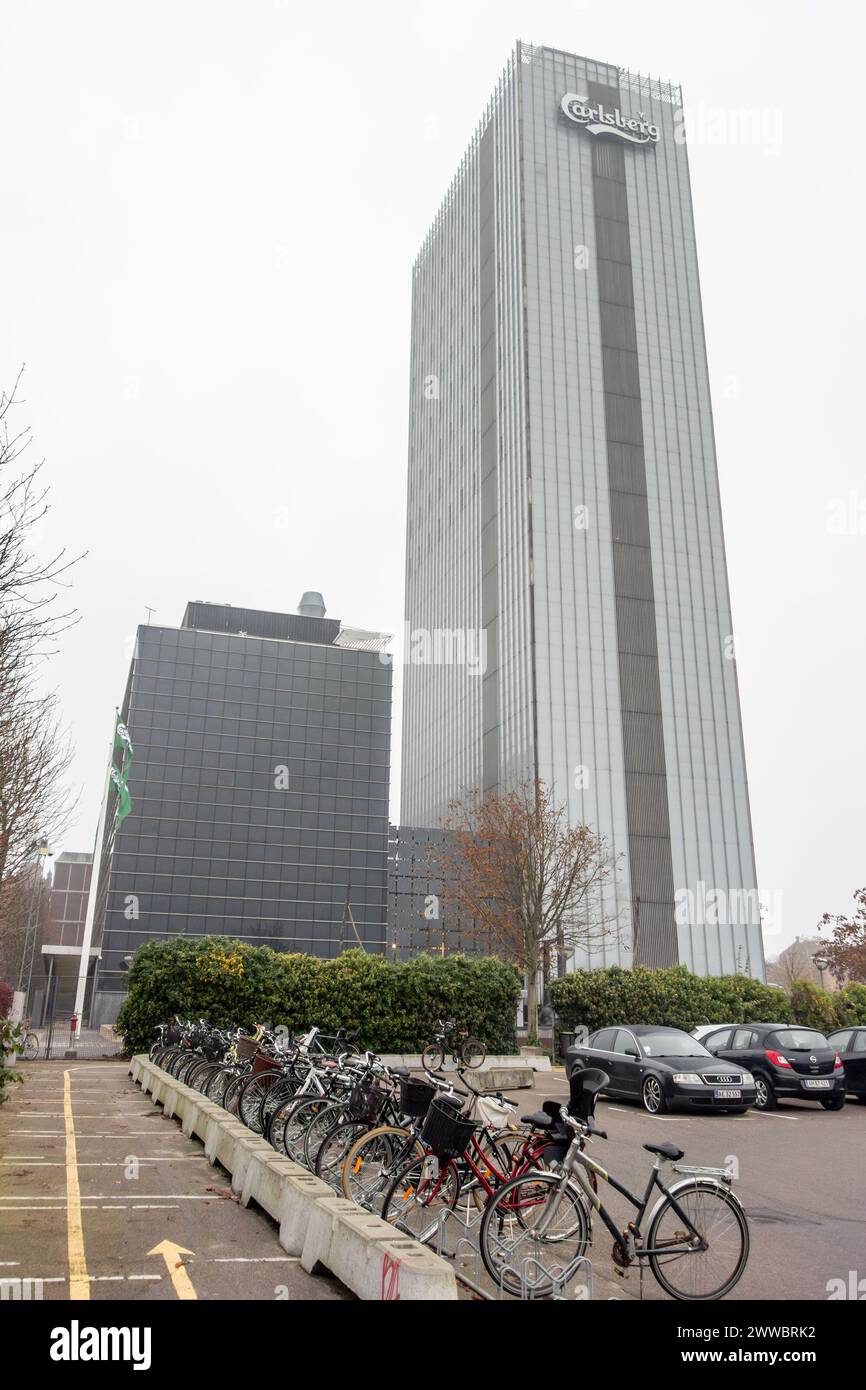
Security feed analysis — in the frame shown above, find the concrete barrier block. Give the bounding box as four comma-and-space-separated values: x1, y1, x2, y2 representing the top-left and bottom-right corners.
278, 1173, 334, 1256
232, 1136, 276, 1204
307, 1206, 459, 1301
205, 1119, 250, 1172
485, 1067, 534, 1090
300, 1195, 357, 1276
189, 1101, 223, 1143
244, 1154, 304, 1223
162, 1084, 181, 1119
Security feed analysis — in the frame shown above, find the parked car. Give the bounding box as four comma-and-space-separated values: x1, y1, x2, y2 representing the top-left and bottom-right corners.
691, 1023, 738, 1044
826, 1027, 866, 1102
565, 1025, 756, 1115
700, 1023, 846, 1110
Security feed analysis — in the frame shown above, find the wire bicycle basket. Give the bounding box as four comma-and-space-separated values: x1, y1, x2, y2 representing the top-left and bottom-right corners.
420, 1096, 476, 1159
398, 1076, 436, 1119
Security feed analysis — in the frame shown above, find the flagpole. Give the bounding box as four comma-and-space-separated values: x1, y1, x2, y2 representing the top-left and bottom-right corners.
72, 715, 118, 1025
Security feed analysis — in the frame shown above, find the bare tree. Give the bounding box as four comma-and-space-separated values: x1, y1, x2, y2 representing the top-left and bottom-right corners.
766, 936, 833, 990
431, 779, 623, 1038
0, 688, 74, 881
0, 370, 82, 883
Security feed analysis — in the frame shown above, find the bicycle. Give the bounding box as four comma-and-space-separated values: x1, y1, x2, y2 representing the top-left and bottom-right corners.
479, 1066, 750, 1300
421, 1019, 486, 1071
21, 1030, 39, 1060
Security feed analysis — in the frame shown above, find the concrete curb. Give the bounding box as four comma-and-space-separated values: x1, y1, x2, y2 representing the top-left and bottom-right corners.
130, 1055, 457, 1301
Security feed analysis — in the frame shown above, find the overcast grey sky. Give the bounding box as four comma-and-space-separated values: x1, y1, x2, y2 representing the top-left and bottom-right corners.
2, 0, 863, 958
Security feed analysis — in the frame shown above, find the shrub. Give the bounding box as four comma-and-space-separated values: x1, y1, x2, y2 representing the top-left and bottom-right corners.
550, 964, 792, 1033
0, 1018, 23, 1105
832, 982, 866, 1027
115, 938, 521, 1056
0, 980, 12, 1019
788, 979, 839, 1033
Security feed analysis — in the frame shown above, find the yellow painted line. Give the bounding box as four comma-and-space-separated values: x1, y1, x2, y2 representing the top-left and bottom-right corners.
147, 1241, 197, 1300
63, 1070, 90, 1300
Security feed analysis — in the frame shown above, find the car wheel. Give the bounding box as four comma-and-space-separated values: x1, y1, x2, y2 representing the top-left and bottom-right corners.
642, 1075, 667, 1114
753, 1075, 777, 1111
820, 1097, 845, 1111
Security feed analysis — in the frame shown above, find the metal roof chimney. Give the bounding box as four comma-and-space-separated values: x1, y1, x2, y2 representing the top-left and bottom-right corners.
298, 591, 326, 618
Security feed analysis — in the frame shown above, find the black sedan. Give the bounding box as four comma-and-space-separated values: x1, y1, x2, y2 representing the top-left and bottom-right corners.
565, 1025, 756, 1114
827, 1027, 866, 1102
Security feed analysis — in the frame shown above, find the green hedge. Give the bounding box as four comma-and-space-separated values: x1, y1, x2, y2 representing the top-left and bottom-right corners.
0, 1019, 23, 1105
115, 938, 521, 1057
550, 965, 866, 1035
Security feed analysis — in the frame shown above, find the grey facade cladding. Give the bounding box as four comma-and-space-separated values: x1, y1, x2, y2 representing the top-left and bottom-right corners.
588, 79, 679, 970
93, 612, 392, 1006
402, 42, 764, 980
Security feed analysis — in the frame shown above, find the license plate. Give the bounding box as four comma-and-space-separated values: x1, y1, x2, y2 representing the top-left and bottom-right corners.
714, 1089, 741, 1100
802, 1079, 831, 1089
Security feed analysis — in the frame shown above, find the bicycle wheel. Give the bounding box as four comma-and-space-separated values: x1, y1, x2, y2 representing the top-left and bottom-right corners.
313, 1119, 369, 1190
302, 1101, 352, 1171
223, 1070, 252, 1117
174, 1053, 200, 1084
205, 1066, 236, 1106
479, 1171, 590, 1298
339, 1125, 421, 1208
381, 1154, 461, 1245
23, 1033, 39, 1061
647, 1180, 749, 1301
270, 1095, 318, 1158
460, 1038, 487, 1069
188, 1060, 220, 1093
421, 1044, 444, 1072
238, 1072, 281, 1132
260, 1075, 296, 1138
283, 1097, 333, 1165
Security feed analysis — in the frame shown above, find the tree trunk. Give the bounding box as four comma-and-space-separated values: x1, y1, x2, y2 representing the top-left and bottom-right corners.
526, 965, 540, 1040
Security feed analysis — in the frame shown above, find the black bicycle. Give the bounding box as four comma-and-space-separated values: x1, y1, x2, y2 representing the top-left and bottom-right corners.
421, 1019, 486, 1071
479, 1067, 749, 1300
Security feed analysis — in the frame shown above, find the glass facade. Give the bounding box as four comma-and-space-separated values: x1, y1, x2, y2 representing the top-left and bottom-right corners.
92, 603, 392, 1016
402, 43, 764, 979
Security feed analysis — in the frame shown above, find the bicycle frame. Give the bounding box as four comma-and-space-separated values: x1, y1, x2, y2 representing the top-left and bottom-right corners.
546, 1143, 713, 1261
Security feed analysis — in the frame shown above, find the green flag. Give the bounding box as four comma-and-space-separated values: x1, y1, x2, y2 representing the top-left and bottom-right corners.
111, 713, 134, 824
114, 715, 133, 768
110, 763, 132, 824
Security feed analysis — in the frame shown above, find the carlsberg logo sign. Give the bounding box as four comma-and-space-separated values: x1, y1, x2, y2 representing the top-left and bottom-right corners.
560, 93, 659, 146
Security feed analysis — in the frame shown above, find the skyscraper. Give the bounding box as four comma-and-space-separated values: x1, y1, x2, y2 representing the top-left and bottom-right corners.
90, 596, 392, 1023
402, 42, 763, 979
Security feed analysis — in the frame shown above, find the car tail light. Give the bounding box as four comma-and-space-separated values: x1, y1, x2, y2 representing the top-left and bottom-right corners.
834, 1052, 843, 1069
765, 1049, 791, 1068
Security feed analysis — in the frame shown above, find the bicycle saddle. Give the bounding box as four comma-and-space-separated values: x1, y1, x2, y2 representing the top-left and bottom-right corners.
643, 1141, 684, 1161
521, 1099, 564, 1129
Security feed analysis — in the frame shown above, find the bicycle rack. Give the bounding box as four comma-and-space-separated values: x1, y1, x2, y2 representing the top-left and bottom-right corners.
431, 1205, 594, 1301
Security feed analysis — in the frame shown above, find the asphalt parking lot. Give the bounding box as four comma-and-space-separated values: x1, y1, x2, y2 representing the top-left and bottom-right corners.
2, 1061, 863, 1302
528, 1068, 866, 1300
0, 1062, 350, 1301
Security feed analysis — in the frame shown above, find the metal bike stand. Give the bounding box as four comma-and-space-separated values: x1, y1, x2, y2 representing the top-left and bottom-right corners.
431, 1206, 594, 1302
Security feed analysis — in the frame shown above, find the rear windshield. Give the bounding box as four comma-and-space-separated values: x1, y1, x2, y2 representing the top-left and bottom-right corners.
769, 1029, 829, 1050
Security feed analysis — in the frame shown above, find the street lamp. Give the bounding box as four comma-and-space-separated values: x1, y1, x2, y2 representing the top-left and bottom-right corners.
812, 953, 830, 990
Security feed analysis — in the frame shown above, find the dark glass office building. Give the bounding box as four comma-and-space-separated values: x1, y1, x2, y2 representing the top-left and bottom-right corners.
91, 595, 392, 1024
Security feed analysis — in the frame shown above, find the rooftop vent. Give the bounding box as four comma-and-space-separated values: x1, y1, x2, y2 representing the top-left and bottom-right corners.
298, 591, 326, 619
